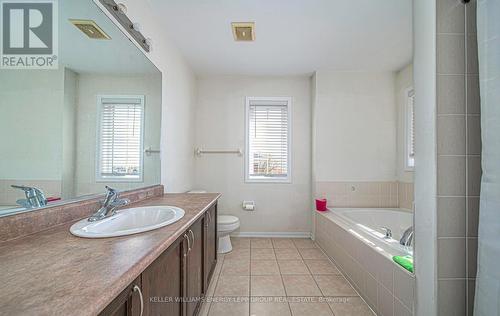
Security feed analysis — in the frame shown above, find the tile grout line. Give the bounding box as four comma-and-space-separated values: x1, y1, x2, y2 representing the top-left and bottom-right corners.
464, 2, 472, 314
249, 240, 252, 316
273, 239, 294, 316
206, 251, 225, 316
301, 242, 338, 316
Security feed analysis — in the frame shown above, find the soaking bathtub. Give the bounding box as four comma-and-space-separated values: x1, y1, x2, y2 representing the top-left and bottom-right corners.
315, 208, 415, 315
333, 208, 413, 256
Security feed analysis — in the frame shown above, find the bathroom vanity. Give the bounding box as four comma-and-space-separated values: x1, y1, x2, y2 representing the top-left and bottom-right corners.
101, 198, 218, 316
0, 1, 218, 315
0, 191, 219, 316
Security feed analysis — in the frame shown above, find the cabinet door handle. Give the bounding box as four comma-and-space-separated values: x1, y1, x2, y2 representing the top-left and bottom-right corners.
205, 212, 210, 228
189, 229, 195, 249
184, 233, 191, 256
133, 285, 144, 316
207, 211, 212, 224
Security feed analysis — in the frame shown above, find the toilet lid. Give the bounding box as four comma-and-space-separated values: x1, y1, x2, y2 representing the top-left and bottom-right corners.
218, 215, 239, 225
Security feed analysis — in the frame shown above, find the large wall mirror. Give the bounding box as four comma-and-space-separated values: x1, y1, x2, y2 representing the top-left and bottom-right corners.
0, 0, 162, 217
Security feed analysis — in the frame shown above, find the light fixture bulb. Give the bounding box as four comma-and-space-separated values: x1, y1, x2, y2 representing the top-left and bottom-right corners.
116, 3, 127, 14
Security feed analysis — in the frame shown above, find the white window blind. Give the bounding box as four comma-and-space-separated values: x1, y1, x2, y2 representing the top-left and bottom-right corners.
245, 97, 291, 182
406, 89, 415, 169
96, 95, 145, 181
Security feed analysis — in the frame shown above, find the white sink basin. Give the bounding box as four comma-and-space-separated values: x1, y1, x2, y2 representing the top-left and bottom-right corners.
70, 206, 185, 238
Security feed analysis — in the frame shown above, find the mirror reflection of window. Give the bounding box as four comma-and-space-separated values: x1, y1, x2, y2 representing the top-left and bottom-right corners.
96, 95, 145, 182
0, 0, 162, 216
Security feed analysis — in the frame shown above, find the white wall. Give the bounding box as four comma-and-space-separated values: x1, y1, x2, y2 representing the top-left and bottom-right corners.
313, 71, 397, 182
194, 76, 312, 235
396, 64, 415, 183
0, 69, 65, 180
116, 0, 198, 193
61, 69, 77, 199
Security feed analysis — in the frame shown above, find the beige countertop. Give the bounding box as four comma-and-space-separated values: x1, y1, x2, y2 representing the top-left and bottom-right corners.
0, 193, 220, 316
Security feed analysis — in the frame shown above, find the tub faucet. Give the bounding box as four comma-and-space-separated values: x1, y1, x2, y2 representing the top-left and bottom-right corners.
380, 227, 392, 239
400, 226, 414, 246
11, 185, 47, 208
88, 186, 130, 222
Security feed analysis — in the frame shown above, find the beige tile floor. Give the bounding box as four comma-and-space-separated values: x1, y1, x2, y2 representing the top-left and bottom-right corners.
199, 237, 375, 316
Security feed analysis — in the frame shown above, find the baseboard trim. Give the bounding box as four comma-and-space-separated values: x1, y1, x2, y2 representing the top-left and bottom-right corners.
231, 231, 312, 238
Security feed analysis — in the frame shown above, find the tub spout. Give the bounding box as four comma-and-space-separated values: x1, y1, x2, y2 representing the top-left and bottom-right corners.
400, 226, 413, 246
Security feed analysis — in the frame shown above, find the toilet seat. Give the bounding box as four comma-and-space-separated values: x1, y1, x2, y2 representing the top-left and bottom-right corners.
218, 215, 240, 232
218, 215, 239, 225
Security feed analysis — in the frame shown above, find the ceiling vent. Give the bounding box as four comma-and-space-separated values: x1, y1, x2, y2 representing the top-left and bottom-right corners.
232, 22, 255, 41
70, 19, 111, 40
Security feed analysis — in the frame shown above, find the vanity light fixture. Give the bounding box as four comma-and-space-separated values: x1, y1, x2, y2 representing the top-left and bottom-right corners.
232, 22, 255, 41
99, 0, 151, 52
131, 22, 142, 32
69, 19, 111, 40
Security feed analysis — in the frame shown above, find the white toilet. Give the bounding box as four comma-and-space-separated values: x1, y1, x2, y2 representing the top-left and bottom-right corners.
217, 215, 240, 253
188, 190, 240, 254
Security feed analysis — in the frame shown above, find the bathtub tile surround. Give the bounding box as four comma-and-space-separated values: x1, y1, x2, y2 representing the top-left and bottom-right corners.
435, 0, 481, 315
315, 211, 415, 315
315, 181, 397, 208
316, 181, 414, 210
199, 237, 376, 316
398, 182, 415, 211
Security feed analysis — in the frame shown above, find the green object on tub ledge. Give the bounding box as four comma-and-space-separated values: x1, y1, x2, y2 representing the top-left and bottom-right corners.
393, 255, 414, 273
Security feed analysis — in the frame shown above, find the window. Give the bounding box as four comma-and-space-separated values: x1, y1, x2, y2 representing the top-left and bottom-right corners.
245, 97, 292, 182
96, 95, 145, 182
405, 89, 415, 170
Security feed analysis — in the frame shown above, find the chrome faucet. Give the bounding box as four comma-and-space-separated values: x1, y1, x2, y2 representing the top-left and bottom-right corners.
88, 186, 130, 222
380, 227, 393, 239
11, 185, 47, 208
400, 226, 414, 247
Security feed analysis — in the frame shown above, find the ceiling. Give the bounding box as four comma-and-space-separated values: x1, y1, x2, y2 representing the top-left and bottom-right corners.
149, 0, 412, 76
59, 1, 159, 75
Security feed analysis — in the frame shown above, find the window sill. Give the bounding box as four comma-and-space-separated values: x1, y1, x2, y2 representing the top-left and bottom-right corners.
244, 178, 292, 184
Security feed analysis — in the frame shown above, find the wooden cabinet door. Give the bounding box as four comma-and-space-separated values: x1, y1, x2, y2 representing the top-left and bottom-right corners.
142, 237, 183, 316
203, 203, 217, 293
185, 217, 204, 316
99, 277, 142, 316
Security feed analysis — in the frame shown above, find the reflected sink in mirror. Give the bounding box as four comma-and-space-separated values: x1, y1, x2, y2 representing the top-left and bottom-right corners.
70, 206, 185, 238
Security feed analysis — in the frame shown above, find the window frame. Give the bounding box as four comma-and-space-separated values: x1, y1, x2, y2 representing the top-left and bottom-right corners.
95, 94, 145, 183
404, 88, 415, 171
244, 96, 292, 184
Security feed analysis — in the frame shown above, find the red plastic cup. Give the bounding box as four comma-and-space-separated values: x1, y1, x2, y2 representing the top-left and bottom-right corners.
315, 198, 327, 211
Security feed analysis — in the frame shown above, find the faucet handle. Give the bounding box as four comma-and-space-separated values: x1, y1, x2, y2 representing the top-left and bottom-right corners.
110, 198, 130, 207
11, 185, 32, 191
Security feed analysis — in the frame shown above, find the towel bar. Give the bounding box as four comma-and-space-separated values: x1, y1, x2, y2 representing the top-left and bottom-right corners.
144, 147, 160, 155
195, 148, 243, 157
